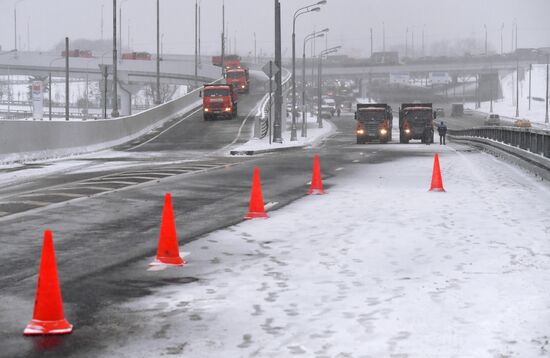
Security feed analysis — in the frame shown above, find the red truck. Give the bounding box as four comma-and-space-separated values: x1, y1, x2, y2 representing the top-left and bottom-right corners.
212, 54, 242, 70
225, 68, 250, 93
201, 84, 238, 121
122, 52, 153, 60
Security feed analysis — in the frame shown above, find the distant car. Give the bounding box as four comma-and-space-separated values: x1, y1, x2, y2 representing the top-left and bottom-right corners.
320, 105, 333, 119
435, 108, 445, 117
322, 98, 337, 115
485, 113, 501, 126
514, 119, 532, 128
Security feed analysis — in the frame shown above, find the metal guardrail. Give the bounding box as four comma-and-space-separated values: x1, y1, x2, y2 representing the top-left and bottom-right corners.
255, 70, 292, 140
449, 126, 550, 159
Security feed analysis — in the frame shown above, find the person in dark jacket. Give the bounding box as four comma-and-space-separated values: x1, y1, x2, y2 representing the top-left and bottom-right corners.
437, 121, 448, 145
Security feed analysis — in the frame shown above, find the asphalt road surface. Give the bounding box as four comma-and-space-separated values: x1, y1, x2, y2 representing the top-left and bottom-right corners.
0, 99, 523, 357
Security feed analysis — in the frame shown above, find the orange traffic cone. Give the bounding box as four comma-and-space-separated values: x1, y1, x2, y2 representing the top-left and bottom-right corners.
24, 230, 73, 335
308, 154, 326, 195
429, 154, 445, 192
245, 167, 269, 219
150, 193, 186, 266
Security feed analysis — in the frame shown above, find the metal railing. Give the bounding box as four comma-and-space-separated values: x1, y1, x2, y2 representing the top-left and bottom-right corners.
449, 126, 550, 159
255, 69, 292, 139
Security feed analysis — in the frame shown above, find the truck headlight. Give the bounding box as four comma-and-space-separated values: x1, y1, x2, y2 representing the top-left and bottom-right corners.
405, 129, 411, 134
241, 85, 245, 88
225, 107, 232, 112
357, 129, 365, 135
380, 129, 388, 135
204, 108, 210, 112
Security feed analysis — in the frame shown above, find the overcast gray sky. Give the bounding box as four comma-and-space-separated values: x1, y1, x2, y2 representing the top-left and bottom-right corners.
1, 0, 549, 57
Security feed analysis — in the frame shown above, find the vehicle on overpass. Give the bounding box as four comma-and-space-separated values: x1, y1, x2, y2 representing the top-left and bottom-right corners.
61, 49, 93, 58
355, 103, 393, 144
212, 54, 242, 70
225, 68, 250, 93
122, 52, 153, 60
485, 113, 501, 126
514, 119, 532, 128
451, 103, 464, 117
399, 103, 435, 144
201, 84, 238, 121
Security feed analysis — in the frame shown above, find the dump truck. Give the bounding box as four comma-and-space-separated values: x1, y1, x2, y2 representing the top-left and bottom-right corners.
201, 84, 238, 121
355, 103, 393, 144
399, 103, 435, 144
225, 68, 250, 93
212, 54, 242, 70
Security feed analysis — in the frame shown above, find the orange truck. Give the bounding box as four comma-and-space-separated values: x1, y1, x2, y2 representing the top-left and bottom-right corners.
212, 54, 242, 70
201, 84, 238, 121
225, 68, 250, 94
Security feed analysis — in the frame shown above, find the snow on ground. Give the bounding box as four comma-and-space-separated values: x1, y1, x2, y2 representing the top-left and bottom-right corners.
96, 144, 550, 357
466, 65, 550, 126
232, 113, 335, 153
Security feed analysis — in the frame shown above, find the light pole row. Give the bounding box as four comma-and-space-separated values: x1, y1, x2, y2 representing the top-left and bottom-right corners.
291, 1, 326, 141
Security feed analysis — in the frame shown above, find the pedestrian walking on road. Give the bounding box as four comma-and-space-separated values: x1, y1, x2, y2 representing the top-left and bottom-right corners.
438, 121, 448, 145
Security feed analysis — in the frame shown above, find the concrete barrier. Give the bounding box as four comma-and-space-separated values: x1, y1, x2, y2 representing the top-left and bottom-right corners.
0, 87, 207, 163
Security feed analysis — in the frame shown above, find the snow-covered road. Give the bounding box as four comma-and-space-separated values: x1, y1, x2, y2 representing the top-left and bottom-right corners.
95, 143, 550, 357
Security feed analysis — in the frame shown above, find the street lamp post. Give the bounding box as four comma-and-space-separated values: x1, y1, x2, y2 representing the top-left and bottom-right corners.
155, 0, 161, 105
515, 59, 519, 118
546, 54, 549, 123
317, 46, 340, 128
484, 24, 488, 56
302, 29, 327, 137
291, 1, 325, 141
112, 0, 119, 117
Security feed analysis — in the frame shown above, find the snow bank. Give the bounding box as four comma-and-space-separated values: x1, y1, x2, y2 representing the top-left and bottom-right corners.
466, 65, 550, 127
97, 144, 550, 357
231, 113, 335, 155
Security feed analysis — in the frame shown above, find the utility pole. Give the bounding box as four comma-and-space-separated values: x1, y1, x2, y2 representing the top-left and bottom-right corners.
515, 59, 519, 118
199, 1, 201, 65
254, 32, 257, 64
221, 1, 225, 76
529, 64, 533, 110
273, 0, 282, 143
484, 24, 487, 56
119, 6, 122, 58
370, 28, 373, 57
155, 0, 161, 105
546, 55, 549, 123
101, 4, 104, 41
405, 27, 408, 58
382, 22, 385, 52
112, 0, 119, 116
194, 0, 198, 87
500, 23, 504, 55
65, 37, 69, 121
14, 7, 17, 51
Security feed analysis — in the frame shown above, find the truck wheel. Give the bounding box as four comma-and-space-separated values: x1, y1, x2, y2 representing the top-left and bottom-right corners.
356, 138, 363, 145
204, 114, 209, 121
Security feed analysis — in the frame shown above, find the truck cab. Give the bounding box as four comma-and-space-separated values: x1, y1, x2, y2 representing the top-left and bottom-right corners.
225, 68, 250, 93
399, 103, 434, 144
202, 84, 238, 121
355, 104, 393, 144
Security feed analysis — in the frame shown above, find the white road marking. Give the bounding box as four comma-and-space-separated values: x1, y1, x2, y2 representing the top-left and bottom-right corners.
335, 167, 344, 171
79, 180, 139, 186
20, 192, 83, 199
264, 202, 279, 211
352, 160, 360, 163
127, 108, 202, 151
2, 200, 50, 207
